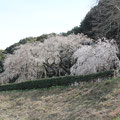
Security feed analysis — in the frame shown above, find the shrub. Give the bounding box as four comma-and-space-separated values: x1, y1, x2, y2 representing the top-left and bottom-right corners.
0, 70, 113, 91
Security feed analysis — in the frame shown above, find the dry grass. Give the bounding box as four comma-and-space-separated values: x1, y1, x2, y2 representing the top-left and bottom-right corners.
0, 78, 120, 120
109, 107, 120, 118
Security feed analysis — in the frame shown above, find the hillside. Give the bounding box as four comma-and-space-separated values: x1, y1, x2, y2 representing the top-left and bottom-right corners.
0, 78, 120, 120
66, 0, 120, 51
4, 33, 56, 54
80, 0, 120, 40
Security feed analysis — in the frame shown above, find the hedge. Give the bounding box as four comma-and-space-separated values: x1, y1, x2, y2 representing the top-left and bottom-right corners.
0, 70, 114, 91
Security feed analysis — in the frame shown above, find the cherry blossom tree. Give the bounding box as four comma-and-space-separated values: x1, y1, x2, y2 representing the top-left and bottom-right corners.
70, 38, 120, 76
0, 34, 93, 84
0, 34, 119, 84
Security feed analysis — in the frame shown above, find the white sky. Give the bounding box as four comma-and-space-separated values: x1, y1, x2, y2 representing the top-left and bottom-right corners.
0, 0, 96, 49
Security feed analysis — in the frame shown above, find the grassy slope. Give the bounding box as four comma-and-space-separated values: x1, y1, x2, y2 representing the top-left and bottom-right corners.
0, 78, 120, 120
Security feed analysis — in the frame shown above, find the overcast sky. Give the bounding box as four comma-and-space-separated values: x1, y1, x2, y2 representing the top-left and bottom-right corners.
0, 0, 96, 49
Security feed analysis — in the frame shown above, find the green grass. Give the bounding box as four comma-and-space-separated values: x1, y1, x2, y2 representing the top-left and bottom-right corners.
113, 117, 120, 120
